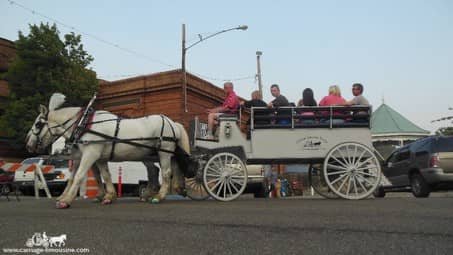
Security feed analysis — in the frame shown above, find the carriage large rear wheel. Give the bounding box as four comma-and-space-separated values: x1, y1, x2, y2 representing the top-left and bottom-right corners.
323, 142, 381, 200
203, 152, 247, 201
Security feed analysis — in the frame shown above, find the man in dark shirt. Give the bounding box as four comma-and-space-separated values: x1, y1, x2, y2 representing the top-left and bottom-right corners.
268, 84, 289, 108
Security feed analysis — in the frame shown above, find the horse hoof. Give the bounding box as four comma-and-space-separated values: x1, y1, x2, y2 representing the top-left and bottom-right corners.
102, 199, 112, 205
139, 197, 148, 202
56, 201, 70, 209
151, 198, 160, 204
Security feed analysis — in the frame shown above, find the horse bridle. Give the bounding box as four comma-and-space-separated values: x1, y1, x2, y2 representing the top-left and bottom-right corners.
32, 111, 81, 149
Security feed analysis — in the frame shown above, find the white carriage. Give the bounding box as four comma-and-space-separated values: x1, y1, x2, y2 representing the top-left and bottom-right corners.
190, 105, 382, 201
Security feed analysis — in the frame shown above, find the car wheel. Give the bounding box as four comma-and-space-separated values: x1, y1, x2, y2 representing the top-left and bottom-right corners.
373, 186, 386, 198
410, 173, 430, 198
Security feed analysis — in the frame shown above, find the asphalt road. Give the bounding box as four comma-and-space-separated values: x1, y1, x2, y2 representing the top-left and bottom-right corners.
1, 195, 453, 255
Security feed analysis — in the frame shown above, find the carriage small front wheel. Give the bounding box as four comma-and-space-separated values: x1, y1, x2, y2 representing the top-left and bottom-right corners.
202, 152, 248, 201
323, 142, 381, 200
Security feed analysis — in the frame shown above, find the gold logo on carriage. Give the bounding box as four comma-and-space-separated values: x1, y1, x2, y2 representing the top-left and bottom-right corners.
296, 136, 327, 151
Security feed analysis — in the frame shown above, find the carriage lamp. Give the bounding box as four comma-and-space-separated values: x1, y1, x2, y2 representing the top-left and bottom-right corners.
225, 123, 232, 138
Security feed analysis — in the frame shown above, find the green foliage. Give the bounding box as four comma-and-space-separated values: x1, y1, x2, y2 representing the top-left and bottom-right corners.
435, 126, 453, 136
0, 23, 98, 147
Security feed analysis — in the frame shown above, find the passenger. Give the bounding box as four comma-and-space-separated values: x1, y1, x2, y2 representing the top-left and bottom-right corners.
205, 82, 240, 139
343, 83, 370, 122
241, 90, 267, 138
268, 84, 290, 108
319, 85, 346, 124
297, 88, 317, 124
268, 84, 290, 125
343, 83, 370, 106
319, 85, 346, 106
242, 90, 267, 109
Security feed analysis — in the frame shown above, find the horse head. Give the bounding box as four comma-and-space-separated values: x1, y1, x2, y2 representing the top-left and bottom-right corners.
25, 93, 72, 153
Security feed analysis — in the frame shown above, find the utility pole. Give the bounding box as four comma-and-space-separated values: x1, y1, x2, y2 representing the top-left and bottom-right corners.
256, 51, 263, 97
181, 24, 188, 113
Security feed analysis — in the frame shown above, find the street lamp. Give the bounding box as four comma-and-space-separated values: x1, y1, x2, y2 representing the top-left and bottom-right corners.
181, 24, 248, 113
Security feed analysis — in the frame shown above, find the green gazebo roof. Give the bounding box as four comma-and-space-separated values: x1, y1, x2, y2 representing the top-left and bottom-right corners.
371, 104, 430, 135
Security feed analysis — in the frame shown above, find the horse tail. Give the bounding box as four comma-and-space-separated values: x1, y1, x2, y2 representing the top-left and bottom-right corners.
175, 122, 190, 155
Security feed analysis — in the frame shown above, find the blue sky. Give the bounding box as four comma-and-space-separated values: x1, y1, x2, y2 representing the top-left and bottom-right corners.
2, 0, 452, 132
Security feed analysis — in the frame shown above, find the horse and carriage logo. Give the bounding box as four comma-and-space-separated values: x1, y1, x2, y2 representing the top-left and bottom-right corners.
296, 136, 328, 151
25, 232, 67, 248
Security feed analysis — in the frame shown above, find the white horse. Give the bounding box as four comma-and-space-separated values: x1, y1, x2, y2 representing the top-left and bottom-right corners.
26, 93, 190, 209
49, 234, 66, 247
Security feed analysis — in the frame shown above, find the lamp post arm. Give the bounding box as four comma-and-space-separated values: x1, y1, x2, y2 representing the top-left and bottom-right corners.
185, 26, 246, 50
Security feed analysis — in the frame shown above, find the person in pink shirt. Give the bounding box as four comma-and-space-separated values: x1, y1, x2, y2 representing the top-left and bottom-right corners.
319, 85, 346, 106
319, 85, 347, 124
205, 82, 240, 139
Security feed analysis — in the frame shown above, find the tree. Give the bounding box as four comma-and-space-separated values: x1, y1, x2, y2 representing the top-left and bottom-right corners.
0, 23, 98, 147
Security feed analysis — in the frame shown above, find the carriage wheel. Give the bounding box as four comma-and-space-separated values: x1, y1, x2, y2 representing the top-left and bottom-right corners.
323, 142, 381, 200
203, 152, 247, 202
308, 164, 339, 199
185, 176, 209, 201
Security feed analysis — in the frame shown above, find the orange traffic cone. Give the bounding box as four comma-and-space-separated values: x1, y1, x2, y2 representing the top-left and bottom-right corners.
85, 169, 98, 198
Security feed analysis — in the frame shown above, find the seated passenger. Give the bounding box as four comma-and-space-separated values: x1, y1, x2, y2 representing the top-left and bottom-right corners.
319, 85, 347, 124
241, 90, 267, 137
297, 88, 317, 124
268, 84, 291, 125
343, 83, 370, 122
205, 82, 240, 139
268, 84, 290, 108
343, 83, 370, 106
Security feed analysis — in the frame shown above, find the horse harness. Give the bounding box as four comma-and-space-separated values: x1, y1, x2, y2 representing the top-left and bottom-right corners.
76, 111, 179, 160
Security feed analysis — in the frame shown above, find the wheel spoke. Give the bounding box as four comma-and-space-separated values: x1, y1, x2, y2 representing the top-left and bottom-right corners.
356, 175, 368, 192
337, 175, 349, 193
331, 155, 350, 169
337, 147, 351, 165
226, 181, 233, 196
357, 170, 378, 178
230, 178, 244, 186
210, 178, 223, 191
326, 164, 348, 172
352, 175, 359, 196
346, 145, 352, 166
346, 176, 352, 196
330, 173, 348, 185
207, 166, 222, 175
355, 157, 375, 169
206, 173, 221, 178
352, 145, 358, 165
356, 174, 374, 186
206, 177, 221, 185
326, 169, 348, 176
216, 180, 225, 196
229, 180, 240, 193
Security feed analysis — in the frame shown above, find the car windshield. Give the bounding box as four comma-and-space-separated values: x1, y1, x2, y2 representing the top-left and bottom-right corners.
433, 137, 453, 152
21, 158, 41, 164
47, 159, 68, 168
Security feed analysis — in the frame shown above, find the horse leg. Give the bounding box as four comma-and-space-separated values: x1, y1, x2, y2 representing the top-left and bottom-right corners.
151, 153, 172, 204
57, 159, 79, 201
56, 151, 100, 209
91, 164, 106, 202
96, 161, 116, 205
171, 157, 185, 196
140, 161, 160, 202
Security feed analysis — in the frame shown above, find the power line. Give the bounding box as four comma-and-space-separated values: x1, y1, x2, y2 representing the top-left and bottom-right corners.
7, 0, 176, 68
7, 0, 254, 82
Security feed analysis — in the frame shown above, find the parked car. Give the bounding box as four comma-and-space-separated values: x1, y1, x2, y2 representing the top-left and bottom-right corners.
15, 157, 70, 196
375, 136, 453, 198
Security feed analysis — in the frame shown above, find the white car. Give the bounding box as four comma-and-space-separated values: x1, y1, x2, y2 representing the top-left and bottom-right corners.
15, 157, 70, 196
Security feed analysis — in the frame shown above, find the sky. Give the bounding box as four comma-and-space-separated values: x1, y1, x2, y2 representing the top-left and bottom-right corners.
2, 0, 452, 133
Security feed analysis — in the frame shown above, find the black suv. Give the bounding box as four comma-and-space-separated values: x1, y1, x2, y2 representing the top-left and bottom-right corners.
375, 136, 453, 198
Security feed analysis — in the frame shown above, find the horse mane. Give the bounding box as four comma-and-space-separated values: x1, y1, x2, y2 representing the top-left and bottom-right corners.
48, 93, 66, 111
